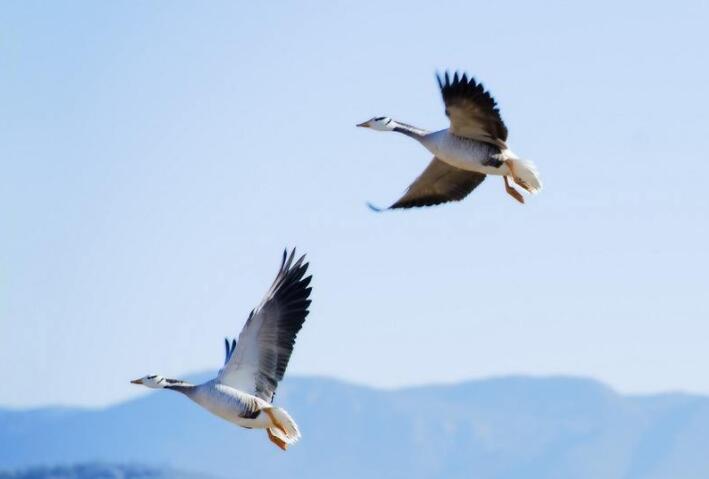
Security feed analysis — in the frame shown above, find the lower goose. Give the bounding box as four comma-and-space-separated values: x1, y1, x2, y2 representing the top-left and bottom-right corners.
131, 249, 312, 451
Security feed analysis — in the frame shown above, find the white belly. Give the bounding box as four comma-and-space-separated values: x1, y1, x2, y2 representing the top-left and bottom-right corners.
189, 383, 271, 429
421, 130, 510, 176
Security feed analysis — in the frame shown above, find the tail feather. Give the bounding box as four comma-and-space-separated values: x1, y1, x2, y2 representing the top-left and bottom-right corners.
508, 159, 542, 194
267, 407, 301, 446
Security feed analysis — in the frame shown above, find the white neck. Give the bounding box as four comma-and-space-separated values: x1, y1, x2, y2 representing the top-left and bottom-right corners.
389, 120, 428, 140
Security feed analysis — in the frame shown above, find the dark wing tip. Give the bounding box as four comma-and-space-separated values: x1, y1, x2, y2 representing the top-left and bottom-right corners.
287, 248, 297, 267
437, 69, 507, 141
390, 197, 443, 209
224, 337, 237, 364
280, 248, 309, 277
366, 202, 387, 213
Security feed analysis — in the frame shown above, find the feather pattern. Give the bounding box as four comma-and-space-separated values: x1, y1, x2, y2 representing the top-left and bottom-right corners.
185, 380, 265, 421
438, 71, 508, 148
386, 157, 486, 209
217, 249, 312, 403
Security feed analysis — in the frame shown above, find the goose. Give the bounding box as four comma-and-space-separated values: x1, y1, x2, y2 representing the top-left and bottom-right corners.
131, 249, 312, 451
357, 71, 542, 209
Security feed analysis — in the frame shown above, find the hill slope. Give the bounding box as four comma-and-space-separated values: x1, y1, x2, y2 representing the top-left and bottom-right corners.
1, 376, 708, 479
0, 463, 213, 479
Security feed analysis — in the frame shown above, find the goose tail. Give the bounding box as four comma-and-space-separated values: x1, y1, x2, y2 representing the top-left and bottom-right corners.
507, 157, 542, 194
265, 407, 301, 450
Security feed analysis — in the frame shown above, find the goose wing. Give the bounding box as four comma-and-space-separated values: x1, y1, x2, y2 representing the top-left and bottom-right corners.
217, 249, 312, 403
438, 72, 508, 148
371, 157, 486, 210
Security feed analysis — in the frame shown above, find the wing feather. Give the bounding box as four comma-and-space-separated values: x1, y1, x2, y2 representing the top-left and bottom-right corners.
438, 71, 508, 148
217, 249, 312, 402
381, 157, 486, 210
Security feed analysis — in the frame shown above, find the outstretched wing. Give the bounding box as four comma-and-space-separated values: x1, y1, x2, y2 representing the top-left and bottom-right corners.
438, 71, 508, 148
217, 249, 312, 403
372, 157, 486, 210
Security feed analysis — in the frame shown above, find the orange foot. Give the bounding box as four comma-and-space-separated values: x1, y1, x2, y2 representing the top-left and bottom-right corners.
267, 428, 288, 451
504, 176, 525, 204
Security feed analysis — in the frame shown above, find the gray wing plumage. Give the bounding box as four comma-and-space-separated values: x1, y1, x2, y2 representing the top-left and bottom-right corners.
438, 71, 508, 148
217, 249, 312, 402
375, 157, 486, 210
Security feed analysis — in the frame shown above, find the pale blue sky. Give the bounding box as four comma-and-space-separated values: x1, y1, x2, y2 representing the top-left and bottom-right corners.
1, 0, 708, 407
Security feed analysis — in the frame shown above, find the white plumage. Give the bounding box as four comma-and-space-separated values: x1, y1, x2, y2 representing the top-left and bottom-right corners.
358, 71, 542, 209
131, 249, 311, 451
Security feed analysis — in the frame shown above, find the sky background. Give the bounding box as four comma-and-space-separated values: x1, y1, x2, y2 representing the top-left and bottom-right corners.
1, 0, 708, 408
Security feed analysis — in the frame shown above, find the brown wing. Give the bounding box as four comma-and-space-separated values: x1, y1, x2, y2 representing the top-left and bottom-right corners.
380, 157, 486, 210
438, 71, 508, 148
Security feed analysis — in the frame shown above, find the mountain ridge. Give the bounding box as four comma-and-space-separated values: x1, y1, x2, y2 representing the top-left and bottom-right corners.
1, 374, 708, 479
8, 373, 706, 412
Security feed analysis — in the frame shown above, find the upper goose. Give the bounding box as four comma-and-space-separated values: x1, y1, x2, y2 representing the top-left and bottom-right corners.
131, 249, 312, 451
358, 71, 542, 209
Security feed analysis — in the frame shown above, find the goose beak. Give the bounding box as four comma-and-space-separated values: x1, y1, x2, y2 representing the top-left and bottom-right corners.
130, 378, 144, 385
356, 121, 370, 128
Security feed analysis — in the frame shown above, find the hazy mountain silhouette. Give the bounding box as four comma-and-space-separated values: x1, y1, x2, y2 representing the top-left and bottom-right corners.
1, 375, 707, 479
0, 463, 214, 479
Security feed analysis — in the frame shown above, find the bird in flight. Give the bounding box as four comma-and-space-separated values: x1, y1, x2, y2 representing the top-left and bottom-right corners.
358, 71, 542, 210
131, 249, 312, 451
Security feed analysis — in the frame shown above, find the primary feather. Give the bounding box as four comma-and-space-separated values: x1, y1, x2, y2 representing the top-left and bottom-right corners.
218, 249, 312, 403
358, 70, 542, 209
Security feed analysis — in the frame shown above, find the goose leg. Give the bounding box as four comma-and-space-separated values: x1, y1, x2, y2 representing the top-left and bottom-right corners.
267, 428, 288, 451
504, 176, 525, 204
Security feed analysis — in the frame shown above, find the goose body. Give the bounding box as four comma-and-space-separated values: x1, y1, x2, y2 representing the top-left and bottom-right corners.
358, 71, 542, 209
185, 380, 271, 428
420, 129, 512, 176
131, 249, 312, 451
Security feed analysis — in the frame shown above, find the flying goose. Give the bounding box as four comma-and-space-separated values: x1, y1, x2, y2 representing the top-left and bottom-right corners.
358, 71, 542, 209
131, 249, 312, 451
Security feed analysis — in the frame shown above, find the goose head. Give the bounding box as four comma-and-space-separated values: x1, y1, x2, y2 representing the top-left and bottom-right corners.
357, 116, 394, 131
130, 374, 167, 389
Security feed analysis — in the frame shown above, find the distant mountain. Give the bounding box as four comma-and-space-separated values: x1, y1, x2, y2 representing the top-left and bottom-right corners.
1, 375, 708, 479
0, 463, 214, 479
